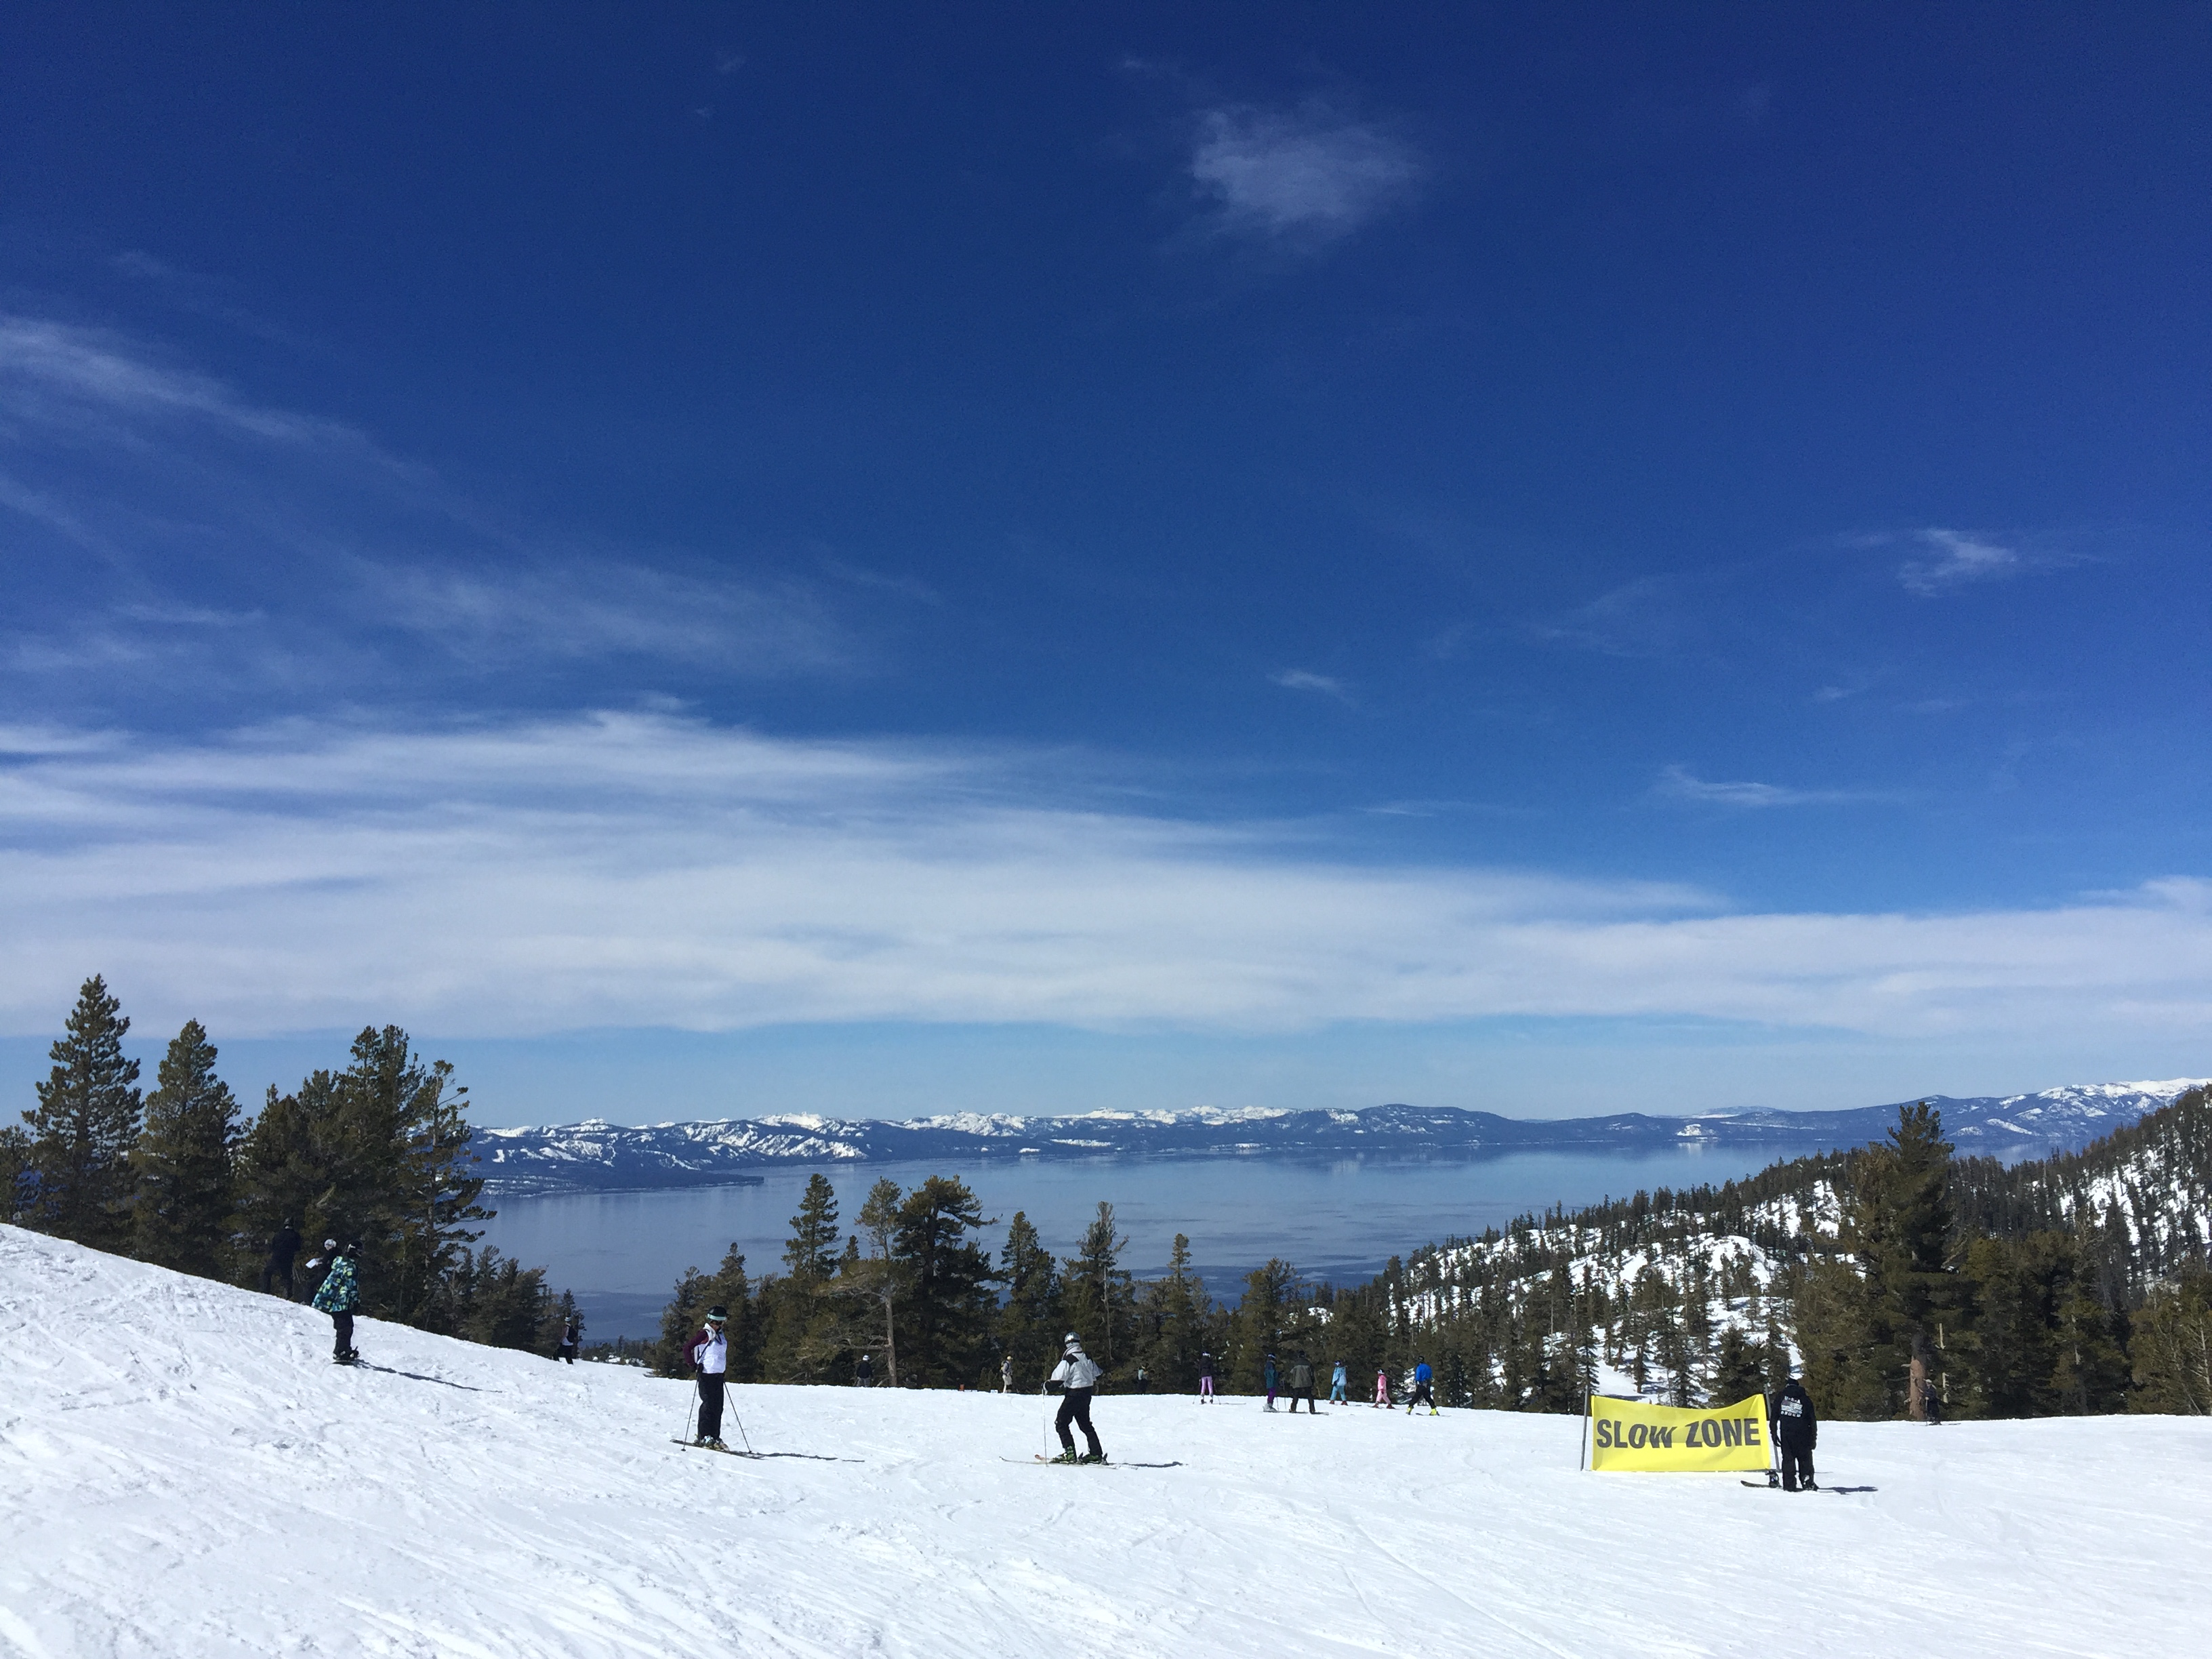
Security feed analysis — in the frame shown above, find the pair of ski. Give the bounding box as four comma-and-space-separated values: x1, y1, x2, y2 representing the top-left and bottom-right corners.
672, 1438, 762, 1459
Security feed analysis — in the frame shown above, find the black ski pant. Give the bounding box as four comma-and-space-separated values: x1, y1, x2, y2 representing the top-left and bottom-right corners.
1408, 1382, 1435, 1412
1288, 1387, 1316, 1414
1780, 1445, 1815, 1491
1056, 1387, 1103, 1458
261, 1256, 296, 1299
697, 1374, 726, 1442
329, 1311, 354, 1359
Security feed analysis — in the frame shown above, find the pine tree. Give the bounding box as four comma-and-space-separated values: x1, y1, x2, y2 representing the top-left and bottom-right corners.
994, 1210, 1063, 1391
22, 975, 142, 1248
833, 1177, 905, 1386
760, 1173, 844, 1381
1228, 1258, 1303, 1394
130, 1019, 241, 1276
893, 1176, 998, 1387
0, 1124, 30, 1224
1840, 1101, 1960, 1418
1132, 1233, 1207, 1392
783, 1172, 841, 1282
1062, 1202, 1134, 1377
2130, 1266, 2212, 1415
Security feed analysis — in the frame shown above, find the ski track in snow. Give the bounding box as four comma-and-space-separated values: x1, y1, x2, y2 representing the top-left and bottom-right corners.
3, 1226, 2208, 1658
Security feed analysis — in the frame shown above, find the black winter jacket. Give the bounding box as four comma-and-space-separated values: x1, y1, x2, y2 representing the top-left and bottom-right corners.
1770, 1380, 1817, 1450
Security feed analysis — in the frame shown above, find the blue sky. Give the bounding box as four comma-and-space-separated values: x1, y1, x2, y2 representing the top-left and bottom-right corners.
3, 4, 2209, 1124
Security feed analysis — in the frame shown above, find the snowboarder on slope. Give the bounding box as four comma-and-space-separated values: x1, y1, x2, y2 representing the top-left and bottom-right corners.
1769, 1372, 1818, 1491
1407, 1357, 1438, 1415
1048, 1333, 1107, 1464
1374, 1366, 1391, 1408
1286, 1355, 1317, 1414
857, 1353, 874, 1387
310, 1240, 361, 1364
688, 1307, 731, 1449
1329, 1359, 1347, 1404
1263, 1353, 1279, 1411
1198, 1352, 1216, 1403
260, 1218, 302, 1300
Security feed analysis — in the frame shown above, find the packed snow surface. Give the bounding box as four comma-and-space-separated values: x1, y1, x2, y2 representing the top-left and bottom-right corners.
5, 1227, 2207, 1658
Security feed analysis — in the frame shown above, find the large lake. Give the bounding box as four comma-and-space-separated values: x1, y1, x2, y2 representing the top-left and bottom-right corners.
480, 1141, 1824, 1340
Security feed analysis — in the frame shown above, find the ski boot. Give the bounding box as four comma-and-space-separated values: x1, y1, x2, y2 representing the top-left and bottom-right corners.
1078, 1451, 1107, 1465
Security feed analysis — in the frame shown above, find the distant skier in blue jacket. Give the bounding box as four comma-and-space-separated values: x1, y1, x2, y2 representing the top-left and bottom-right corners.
1407, 1357, 1437, 1415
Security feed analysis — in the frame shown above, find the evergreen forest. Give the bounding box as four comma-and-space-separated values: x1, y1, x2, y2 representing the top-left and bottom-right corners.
3, 975, 578, 1357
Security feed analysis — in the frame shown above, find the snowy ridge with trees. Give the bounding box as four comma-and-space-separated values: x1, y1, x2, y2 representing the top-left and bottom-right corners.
1364, 1091, 2212, 1420
474, 1080, 2209, 1193
5, 1223, 2209, 1658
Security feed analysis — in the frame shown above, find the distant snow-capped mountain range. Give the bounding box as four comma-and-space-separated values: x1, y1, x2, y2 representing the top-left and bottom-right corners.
475, 1080, 2207, 1194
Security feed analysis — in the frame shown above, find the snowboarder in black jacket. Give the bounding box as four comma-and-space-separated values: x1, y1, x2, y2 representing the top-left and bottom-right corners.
1769, 1375, 1818, 1491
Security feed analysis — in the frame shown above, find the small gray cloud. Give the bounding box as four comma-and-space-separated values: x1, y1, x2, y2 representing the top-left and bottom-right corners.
1654, 766, 1889, 809
1898, 529, 2019, 596
1189, 103, 1422, 246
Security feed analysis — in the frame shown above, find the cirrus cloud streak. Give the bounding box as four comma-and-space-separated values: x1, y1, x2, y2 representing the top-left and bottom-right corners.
2, 713, 2209, 1044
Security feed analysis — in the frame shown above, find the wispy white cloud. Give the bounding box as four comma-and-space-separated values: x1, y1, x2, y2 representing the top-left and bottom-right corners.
0, 314, 408, 470
1898, 528, 2019, 596
1527, 575, 1712, 659
0, 313, 857, 691
1271, 668, 1349, 699
1654, 766, 1891, 809
367, 559, 850, 675
2, 714, 2207, 1045
1188, 103, 1422, 247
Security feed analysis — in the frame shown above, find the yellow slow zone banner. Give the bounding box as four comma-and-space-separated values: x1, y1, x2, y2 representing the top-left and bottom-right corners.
1588, 1394, 1771, 1473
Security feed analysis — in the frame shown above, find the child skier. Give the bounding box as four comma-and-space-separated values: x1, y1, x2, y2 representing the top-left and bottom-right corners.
1263, 1353, 1279, 1411
1001, 1352, 1014, 1393
310, 1240, 361, 1364
1769, 1371, 1818, 1490
1407, 1357, 1438, 1415
1374, 1366, 1391, 1408
1329, 1359, 1347, 1404
1048, 1333, 1107, 1464
687, 1307, 730, 1449
1198, 1351, 1216, 1403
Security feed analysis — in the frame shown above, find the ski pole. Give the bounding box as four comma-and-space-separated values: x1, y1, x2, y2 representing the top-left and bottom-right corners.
682, 1389, 697, 1447
733, 1404, 755, 1458
1040, 1382, 1050, 1458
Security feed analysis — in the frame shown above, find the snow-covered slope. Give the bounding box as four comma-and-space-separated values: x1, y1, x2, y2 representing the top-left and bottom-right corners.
5, 1227, 2208, 1657
478, 1080, 2211, 1193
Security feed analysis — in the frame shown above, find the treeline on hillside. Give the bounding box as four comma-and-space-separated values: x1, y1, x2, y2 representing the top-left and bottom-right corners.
0, 975, 577, 1357
672, 1093, 2211, 1419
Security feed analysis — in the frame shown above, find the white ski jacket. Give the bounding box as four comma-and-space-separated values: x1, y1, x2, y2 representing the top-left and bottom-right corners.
1050, 1351, 1103, 1391
690, 1329, 728, 1376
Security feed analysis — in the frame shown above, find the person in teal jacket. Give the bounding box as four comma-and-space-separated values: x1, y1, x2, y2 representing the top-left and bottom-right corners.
311, 1240, 362, 1365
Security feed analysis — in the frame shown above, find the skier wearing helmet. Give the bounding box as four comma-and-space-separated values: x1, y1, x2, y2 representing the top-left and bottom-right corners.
687, 1306, 731, 1449
1047, 1332, 1107, 1464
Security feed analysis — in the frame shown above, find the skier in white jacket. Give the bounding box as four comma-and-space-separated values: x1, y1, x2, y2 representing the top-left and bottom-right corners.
1048, 1333, 1107, 1464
